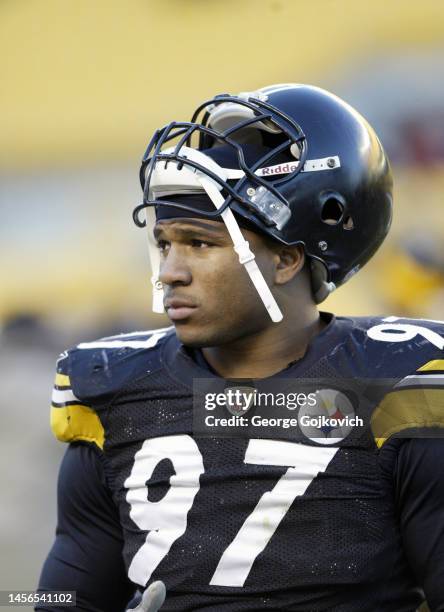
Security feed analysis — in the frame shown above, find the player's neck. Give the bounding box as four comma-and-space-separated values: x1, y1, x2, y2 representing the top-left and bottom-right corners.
201, 307, 325, 379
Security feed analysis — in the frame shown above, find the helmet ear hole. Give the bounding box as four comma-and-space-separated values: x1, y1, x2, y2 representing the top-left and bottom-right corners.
343, 215, 354, 230
321, 197, 344, 225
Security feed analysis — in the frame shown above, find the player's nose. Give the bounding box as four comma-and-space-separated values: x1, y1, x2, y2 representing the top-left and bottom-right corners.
159, 246, 192, 286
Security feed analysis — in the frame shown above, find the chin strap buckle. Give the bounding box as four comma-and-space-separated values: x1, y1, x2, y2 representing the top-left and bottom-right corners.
234, 241, 255, 265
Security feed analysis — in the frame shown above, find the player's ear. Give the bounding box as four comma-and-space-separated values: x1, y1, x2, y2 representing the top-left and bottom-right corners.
274, 244, 305, 285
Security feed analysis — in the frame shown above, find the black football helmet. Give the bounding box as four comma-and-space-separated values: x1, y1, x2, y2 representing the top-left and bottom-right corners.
135, 84, 393, 319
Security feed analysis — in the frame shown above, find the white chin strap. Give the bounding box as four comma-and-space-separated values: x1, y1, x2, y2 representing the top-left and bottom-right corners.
196, 176, 283, 323
145, 146, 283, 323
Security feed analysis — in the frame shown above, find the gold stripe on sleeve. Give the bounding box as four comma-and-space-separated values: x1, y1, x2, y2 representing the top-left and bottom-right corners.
51, 404, 105, 449
371, 387, 444, 448
418, 360, 444, 372
55, 373, 71, 387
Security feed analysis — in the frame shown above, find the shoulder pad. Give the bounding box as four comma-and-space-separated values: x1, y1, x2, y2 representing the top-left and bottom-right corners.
69, 326, 172, 401
364, 316, 444, 447
349, 315, 444, 377
50, 326, 173, 448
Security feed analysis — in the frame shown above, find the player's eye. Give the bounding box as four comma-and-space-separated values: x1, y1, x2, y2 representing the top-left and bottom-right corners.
191, 239, 211, 248
156, 239, 170, 253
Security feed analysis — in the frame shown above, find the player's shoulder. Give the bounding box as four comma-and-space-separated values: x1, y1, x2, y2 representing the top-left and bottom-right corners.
341, 314, 444, 448
50, 326, 174, 448
58, 325, 173, 399
341, 314, 444, 377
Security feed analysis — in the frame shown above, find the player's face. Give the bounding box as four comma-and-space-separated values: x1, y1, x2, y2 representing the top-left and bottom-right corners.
154, 218, 279, 347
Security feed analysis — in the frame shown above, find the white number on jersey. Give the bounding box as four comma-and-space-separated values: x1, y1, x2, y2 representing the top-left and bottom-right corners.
125, 435, 204, 585
367, 316, 444, 350
125, 435, 338, 587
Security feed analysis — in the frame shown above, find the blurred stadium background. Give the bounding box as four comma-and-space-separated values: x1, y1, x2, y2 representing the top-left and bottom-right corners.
1, 1, 443, 608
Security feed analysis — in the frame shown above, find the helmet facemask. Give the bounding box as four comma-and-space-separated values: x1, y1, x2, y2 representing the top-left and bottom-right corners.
134, 92, 340, 321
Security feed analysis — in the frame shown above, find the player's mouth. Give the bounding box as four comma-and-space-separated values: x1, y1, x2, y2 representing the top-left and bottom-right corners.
164, 297, 198, 321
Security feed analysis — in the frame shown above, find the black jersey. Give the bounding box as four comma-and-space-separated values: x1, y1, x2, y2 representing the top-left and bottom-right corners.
38, 314, 444, 611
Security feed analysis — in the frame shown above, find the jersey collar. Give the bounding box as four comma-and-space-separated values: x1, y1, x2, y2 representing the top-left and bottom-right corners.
161, 312, 352, 389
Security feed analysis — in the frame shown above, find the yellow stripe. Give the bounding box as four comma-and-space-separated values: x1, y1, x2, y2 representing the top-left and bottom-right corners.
418, 360, 444, 372
51, 404, 104, 449
55, 373, 71, 387
372, 387, 444, 448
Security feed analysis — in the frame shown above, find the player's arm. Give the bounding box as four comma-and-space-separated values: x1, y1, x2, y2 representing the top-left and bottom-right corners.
383, 437, 444, 611
36, 442, 135, 612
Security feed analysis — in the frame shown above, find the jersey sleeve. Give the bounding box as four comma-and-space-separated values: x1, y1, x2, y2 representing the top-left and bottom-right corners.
50, 351, 104, 449
371, 358, 444, 448
36, 442, 135, 612
380, 437, 444, 611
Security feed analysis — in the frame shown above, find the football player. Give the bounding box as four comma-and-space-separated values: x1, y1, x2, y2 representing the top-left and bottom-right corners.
36, 85, 444, 611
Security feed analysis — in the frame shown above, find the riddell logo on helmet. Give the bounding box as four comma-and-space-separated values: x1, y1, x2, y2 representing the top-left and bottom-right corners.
257, 162, 299, 176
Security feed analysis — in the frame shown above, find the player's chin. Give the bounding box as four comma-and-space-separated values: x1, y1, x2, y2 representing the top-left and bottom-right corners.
173, 324, 214, 348
171, 317, 223, 348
